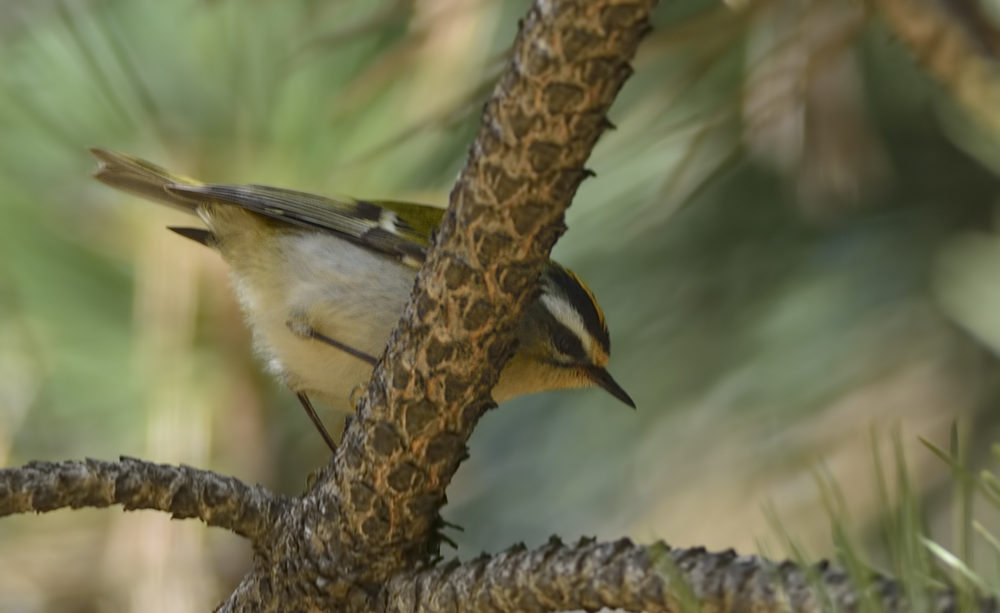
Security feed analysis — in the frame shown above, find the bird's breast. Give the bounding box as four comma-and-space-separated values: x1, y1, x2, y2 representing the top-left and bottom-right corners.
220, 229, 416, 413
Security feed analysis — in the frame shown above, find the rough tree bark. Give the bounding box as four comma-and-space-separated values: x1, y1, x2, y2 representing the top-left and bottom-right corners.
0, 0, 995, 612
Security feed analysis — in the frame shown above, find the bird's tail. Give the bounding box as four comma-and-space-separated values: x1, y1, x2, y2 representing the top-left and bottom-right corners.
89, 147, 204, 214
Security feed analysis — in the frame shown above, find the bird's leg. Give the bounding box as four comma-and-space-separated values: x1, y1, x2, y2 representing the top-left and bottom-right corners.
285, 314, 378, 451
296, 392, 338, 452
286, 315, 378, 366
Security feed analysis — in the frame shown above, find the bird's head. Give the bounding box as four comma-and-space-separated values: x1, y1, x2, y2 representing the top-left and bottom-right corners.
492, 263, 634, 408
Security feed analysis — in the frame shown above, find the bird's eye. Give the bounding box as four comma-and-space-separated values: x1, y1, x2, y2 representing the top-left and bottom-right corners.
551, 328, 583, 359
555, 334, 572, 353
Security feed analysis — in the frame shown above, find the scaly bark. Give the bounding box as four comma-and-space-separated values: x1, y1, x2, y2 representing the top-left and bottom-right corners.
2, 2, 993, 610
217, 1, 658, 609
386, 539, 991, 613
0, 457, 285, 540
321, 0, 656, 582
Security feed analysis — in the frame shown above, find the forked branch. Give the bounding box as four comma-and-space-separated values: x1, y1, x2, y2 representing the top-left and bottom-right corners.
1, 1, 996, 612
16, 1, 952, 612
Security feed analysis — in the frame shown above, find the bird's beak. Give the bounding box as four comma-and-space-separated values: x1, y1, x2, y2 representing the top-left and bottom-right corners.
584, 366, 636, 409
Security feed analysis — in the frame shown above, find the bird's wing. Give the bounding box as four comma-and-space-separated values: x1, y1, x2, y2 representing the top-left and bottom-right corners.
167, 183, 445, 268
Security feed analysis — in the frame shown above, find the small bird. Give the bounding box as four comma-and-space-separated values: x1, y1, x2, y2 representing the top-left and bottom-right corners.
90, 148, 634, 449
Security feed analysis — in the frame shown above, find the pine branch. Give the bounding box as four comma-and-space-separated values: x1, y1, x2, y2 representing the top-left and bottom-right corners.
386, 538, 995, 613
7, 1, 1000, 611
215, 1, 659, 608
0, 457, 286, 540
318, 0, 656, 583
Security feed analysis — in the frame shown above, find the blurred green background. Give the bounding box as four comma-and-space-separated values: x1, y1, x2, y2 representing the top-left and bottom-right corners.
3, 0, 1000, 610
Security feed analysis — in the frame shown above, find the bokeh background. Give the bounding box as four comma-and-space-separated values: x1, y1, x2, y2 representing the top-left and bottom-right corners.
3, 0, 1000, 610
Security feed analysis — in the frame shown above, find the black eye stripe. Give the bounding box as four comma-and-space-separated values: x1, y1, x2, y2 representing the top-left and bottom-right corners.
544, 264, 610, 354
551, 324, 586, 362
